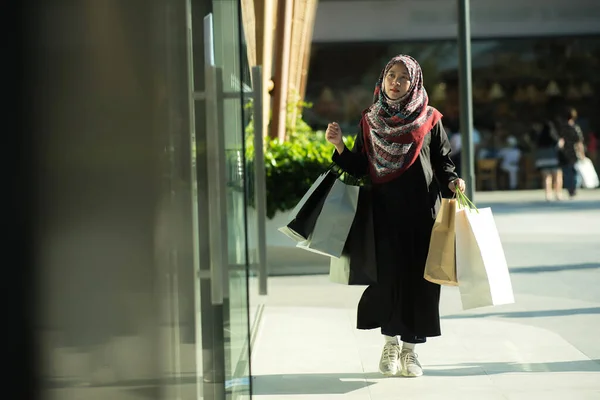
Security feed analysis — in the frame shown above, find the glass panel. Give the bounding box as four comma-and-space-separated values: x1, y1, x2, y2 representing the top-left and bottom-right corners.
32, 1, 255, 399
160, 1, 209, 399
211, 0, 254, 397
33, 2, 201, 400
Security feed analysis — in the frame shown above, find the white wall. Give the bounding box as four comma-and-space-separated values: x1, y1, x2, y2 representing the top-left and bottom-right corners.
313, 0, 600, 42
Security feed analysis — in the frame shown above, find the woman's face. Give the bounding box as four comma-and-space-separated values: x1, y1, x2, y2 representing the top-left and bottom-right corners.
384, 63, 411, 100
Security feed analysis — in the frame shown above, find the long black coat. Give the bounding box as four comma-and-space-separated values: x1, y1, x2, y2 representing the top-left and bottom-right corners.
332, 119, 458, 338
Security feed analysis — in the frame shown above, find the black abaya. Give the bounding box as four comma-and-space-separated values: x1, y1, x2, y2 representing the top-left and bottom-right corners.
332, 120, 458, 339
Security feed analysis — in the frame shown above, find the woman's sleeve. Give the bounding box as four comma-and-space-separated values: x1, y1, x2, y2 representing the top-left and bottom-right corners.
331, 122, 369, 177
430, 121, 459, 186
575, 125, 585, 143
549, 123, 561, 144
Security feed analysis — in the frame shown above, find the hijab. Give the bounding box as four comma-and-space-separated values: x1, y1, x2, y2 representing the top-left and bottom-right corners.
362, 55, 442, 183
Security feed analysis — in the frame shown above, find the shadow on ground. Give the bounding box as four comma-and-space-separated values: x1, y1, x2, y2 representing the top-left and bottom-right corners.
477, 198, 600, 214
252, 359, 600, 394
425, 358, 600, 376
442, 306, 600, 320
252, 373, 378, 395
509, 262, 600, 274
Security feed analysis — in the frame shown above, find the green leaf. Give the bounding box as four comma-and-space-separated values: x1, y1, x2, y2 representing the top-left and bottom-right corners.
244, 94, 363, 219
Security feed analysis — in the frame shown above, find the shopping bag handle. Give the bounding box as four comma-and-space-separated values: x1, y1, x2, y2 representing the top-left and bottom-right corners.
328, 163, 369, 187
455, 188, 479, 213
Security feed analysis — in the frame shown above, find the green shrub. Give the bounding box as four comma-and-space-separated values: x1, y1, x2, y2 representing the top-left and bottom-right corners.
245, 98, 356, 219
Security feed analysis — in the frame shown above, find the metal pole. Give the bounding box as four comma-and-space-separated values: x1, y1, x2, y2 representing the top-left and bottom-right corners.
457, 0, 475, 201
251, 66, 268, 296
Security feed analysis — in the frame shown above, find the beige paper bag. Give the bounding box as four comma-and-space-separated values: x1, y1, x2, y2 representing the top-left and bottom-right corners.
424, 198, 458, 286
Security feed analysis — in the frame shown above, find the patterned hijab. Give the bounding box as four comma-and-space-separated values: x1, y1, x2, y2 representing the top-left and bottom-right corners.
362, 55, 441, 183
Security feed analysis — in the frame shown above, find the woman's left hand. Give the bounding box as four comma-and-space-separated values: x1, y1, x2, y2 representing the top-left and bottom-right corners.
449, 178, 466, 193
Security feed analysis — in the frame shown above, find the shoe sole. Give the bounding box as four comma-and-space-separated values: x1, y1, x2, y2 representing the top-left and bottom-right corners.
398, 369, 423, 378
379, 368, 399, 377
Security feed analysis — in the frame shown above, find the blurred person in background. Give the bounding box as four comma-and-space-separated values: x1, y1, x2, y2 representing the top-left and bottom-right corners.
325, 54, 465, 378
558, 107, 585, 199
448, 128, 461, 175
497, 135, 522, 190
586, 130, 598, 172
534, 120, 564, 201
449, 124, 481, 176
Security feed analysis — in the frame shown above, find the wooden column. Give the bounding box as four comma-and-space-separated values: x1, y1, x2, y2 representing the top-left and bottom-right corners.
241, 0, 276, 142
270, 0, 293, 141
288, 0, 318, 131
260, 0, 276, 140
298, 0, 318, 101
288, 0, 306, 98
287, 0, 306, 133
241, 0, 257, 69
241, 0, 314, 141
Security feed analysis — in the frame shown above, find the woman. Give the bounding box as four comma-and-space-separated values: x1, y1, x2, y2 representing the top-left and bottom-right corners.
325, 55, 465, 378
558, 107, 585, 198
534, 121, 563, 201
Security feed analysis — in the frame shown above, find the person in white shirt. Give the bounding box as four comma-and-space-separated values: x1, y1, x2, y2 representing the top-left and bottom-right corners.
497, 136, 522, 189
449, 128, 481, 176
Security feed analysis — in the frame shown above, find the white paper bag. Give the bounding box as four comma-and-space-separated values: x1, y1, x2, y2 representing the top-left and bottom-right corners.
455, 207, 515, 311
296, 179, 360, 258
575, 157, 599, 189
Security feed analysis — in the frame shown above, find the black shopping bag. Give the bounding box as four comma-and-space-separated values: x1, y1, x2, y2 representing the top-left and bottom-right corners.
296, 178, 360, 258
329, 187, 378, 285
278, 170, 337, 242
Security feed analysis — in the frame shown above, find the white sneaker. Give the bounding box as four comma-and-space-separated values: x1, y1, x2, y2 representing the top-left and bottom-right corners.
400, 349, 423, 377
378, 342, 401, 376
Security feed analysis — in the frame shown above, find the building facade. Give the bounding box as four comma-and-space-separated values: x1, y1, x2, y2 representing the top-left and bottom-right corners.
305, 0, 600, 148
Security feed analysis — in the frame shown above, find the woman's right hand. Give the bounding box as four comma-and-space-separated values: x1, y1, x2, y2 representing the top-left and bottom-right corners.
326, 122, 345, 153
